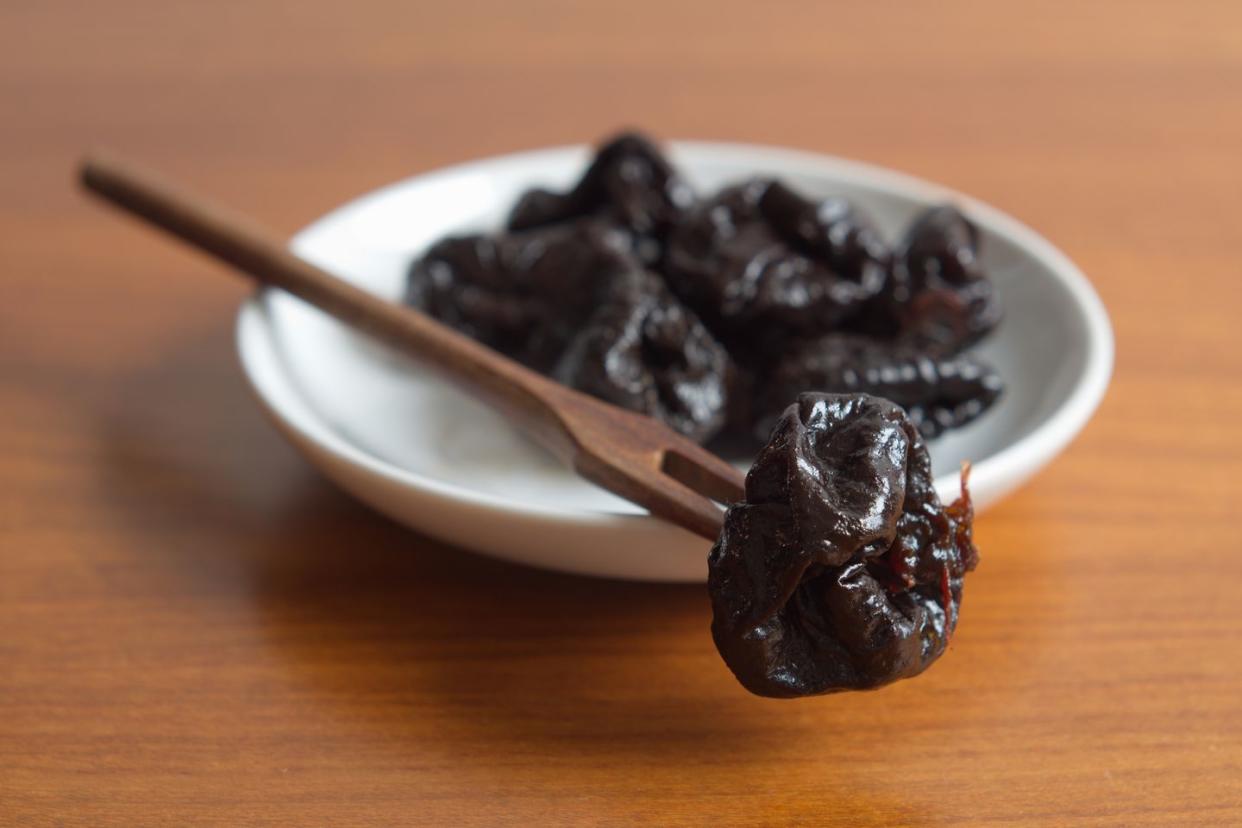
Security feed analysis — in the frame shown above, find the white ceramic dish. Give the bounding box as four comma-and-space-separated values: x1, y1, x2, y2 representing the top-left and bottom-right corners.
235, 142, 1113, 582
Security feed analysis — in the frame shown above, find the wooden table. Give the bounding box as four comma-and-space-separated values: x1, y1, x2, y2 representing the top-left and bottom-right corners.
3, 2, 1240, 824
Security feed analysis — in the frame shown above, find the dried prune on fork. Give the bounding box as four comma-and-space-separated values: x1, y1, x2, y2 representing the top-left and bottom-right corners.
755, 334, 1003, 441
708, 393, 978, 698
554, 268, 733, 443
507, 131, 694, 266
664, 179, 888, 356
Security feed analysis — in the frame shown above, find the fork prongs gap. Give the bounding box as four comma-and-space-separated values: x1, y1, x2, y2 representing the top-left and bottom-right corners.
659, 445, 746, 506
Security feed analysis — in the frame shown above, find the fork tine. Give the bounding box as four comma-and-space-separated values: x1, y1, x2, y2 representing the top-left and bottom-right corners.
573, 451, 726, 541
623, 473, 727, 542
660, 442, 747, 505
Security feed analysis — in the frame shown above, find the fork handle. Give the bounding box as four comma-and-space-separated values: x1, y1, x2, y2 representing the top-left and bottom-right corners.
79, 152, 580, 464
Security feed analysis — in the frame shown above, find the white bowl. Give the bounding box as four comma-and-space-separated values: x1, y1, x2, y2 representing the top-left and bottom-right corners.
236, 142, 1113, 582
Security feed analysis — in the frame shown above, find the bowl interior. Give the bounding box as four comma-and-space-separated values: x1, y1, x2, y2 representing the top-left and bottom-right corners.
247, 143, 1107, 519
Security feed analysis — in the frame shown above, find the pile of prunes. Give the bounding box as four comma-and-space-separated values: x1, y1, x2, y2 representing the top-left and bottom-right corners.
406, 132, 996, 696
405, 131, 1003, 451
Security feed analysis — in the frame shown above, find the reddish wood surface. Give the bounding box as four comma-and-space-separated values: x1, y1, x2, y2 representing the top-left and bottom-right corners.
2, 2, 1241, 825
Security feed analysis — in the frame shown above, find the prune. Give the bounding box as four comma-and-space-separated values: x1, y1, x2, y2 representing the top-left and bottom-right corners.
405, 222, 627, 372
406, 219, 733, 442
897, 288, 986, 357
756, 334, 1003, 441
507, 132, 694, 266
554, 269, 732, 443
664, 179, 888, 357
407, 223, 616, 372
852, 205, 1001, 352
707, 393, 978, 698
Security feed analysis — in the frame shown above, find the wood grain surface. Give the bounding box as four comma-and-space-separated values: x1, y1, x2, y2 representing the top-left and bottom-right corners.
2, 2, 1240, 825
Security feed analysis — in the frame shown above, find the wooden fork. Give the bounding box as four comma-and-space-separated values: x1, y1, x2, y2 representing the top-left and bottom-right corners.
79, 153, 746, 541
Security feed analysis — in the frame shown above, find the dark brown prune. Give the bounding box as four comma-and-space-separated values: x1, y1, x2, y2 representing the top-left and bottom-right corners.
507, 131, 694, 265
664, 179, 888, 356
406, 218, 733, 442
896, 288, 984, 358
755, 334, 1003, 442
554, 268, 732, 443
707, 393, 978, 698
852, 205, 1001, 352
405, 222, 625, 372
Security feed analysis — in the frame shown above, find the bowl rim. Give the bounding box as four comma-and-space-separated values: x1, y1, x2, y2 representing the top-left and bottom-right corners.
236, 140, 1114, 529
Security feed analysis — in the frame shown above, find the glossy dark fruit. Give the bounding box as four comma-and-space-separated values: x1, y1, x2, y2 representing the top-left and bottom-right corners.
405, 221, 625, 371
507, 131, 694, 266
406, 134, 997, 697
707, 393, 978, 698
851, 205, 1001, 352
409, 131, 1006, 450
664, 179, 888, 355
406, 219, 733, 442
756, 334, 1003, 441
554, 269, 732, 443
897, 288, 985, 357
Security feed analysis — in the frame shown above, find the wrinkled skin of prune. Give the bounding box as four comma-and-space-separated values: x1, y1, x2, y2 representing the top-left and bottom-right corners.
851, 205, 1001, 352
664, 179, 888, 359
554, 269, 732, 443
756, 334, 1003, 442
406, 219, 733, 442
507, 132, 695, 266
405, 222, 624, 372
708, 393, 978, 698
